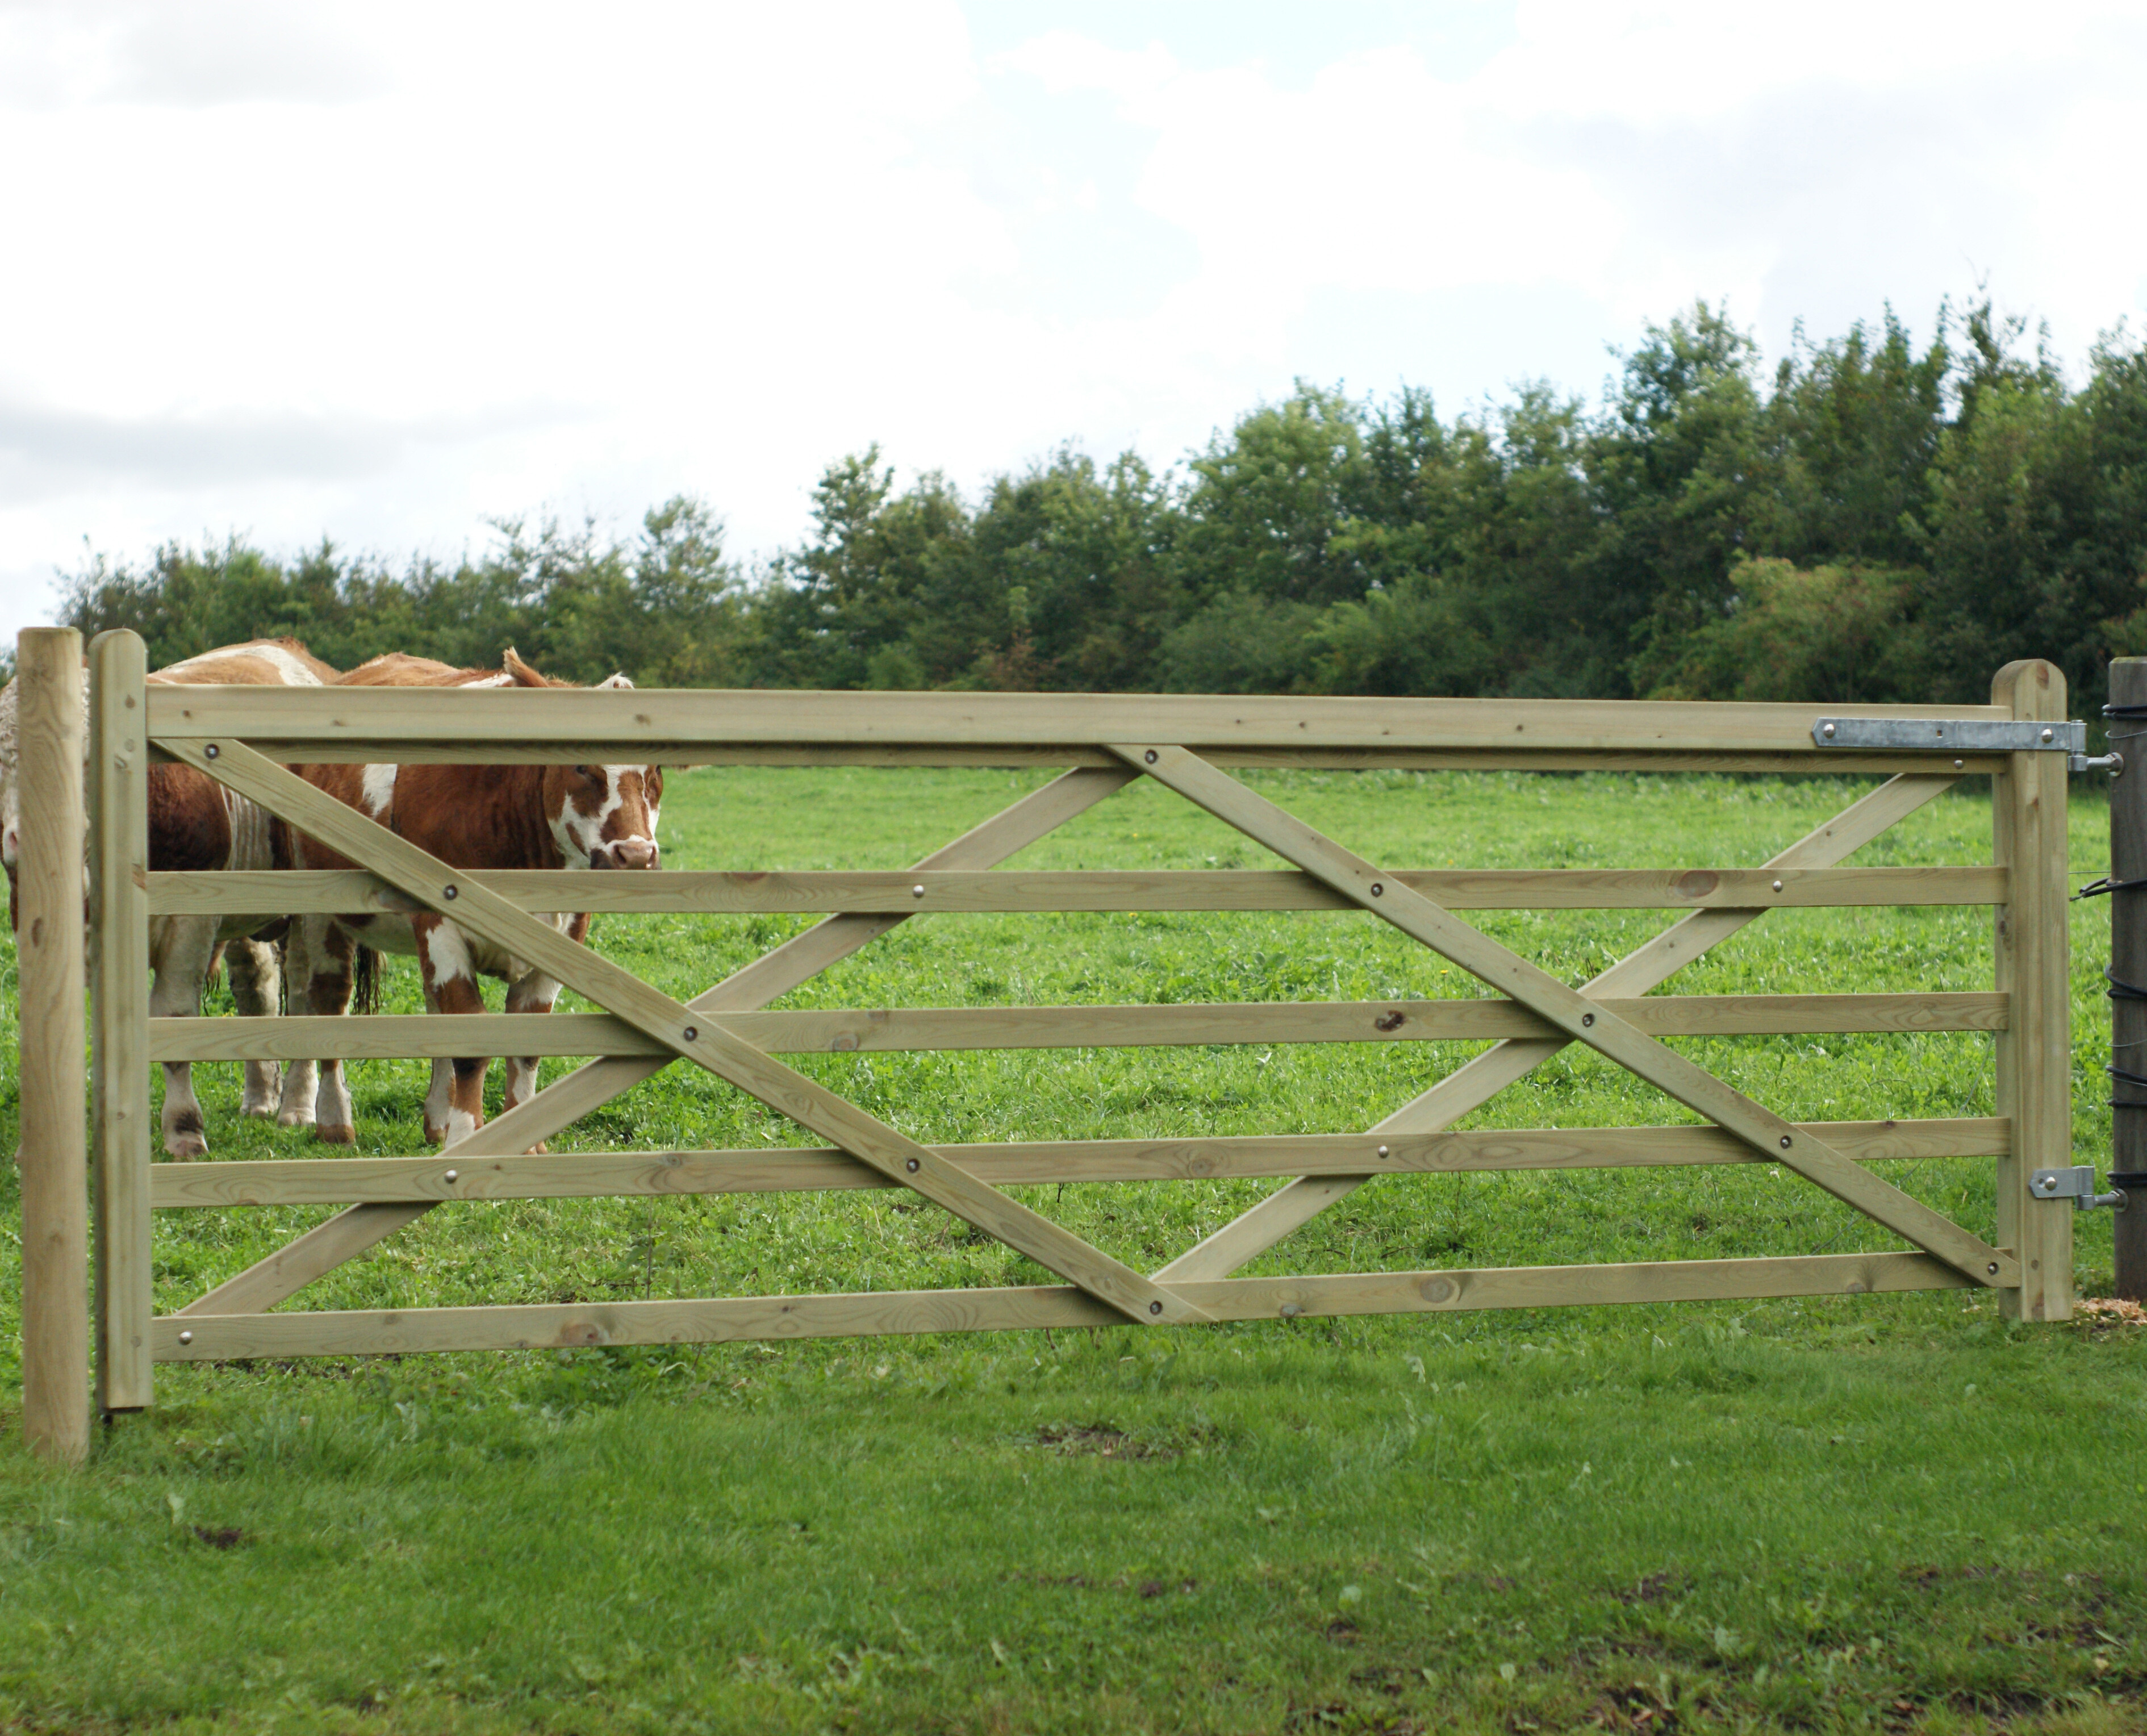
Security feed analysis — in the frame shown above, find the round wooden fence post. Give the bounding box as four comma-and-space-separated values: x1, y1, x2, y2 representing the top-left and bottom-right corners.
2108, 657, 2147, 1300
17, 627, 89, 1465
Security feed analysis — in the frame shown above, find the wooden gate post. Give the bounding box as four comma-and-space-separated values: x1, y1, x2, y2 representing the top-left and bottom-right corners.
17, 627, 89, 1464
2106, 657, 2147, 1301
90, 631, 152, 1409
1991, 660, 2074, 1320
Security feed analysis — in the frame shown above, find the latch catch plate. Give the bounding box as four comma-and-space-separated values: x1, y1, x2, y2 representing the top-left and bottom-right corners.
2030, 1166, 2127, 1211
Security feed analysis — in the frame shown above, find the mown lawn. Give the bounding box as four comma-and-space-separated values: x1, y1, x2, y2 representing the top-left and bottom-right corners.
2, 766, 2142, 1734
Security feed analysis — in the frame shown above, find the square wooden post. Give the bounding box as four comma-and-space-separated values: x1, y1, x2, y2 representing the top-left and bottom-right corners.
17, 627, 89, 1463
90, 631, 152, 1410
1990, 659, 2074, 1320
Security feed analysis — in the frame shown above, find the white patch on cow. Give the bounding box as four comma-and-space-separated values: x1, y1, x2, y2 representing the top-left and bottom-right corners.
596, 672, 634, 690
360, 763, 398, 819
421, 919, 477, 992
444, 1107, 478, 1147
465, 671, 513, 688
549, 766, 641, 866
161, 642, 326, 687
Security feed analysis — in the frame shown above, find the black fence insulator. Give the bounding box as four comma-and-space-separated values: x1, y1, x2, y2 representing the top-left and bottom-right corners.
2074, 877, 2147, 900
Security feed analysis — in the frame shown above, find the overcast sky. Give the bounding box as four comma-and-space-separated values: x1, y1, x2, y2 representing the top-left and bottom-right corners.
1, 0, 2142, 639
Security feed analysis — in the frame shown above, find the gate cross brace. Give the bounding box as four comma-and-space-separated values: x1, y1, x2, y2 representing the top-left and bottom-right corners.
1158, 772, 1966, 1282
1108, 745, 2015, 1291
162, 741, 1204, 1326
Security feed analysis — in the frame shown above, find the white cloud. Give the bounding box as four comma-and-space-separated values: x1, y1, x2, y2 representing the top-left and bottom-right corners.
0, 0, 2141, 643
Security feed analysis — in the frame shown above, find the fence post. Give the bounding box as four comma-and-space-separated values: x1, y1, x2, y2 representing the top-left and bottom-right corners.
90, 631, 152, 1410
18, 627, 89, 1463
1990, 659, 2074, 1321
2107, 658, 2147, 1300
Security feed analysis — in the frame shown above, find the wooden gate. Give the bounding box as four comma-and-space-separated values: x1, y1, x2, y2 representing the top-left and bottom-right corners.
18, 629, 2076, 1432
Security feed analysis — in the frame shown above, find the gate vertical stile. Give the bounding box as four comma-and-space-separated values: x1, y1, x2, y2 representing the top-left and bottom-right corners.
1991, 660, 2075, 1320
90, 630, 153, 1409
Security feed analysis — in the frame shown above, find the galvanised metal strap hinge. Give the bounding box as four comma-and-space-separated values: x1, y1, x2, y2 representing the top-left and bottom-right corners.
2030, 1166, 2127, 1211
1811, 717, 2118, 773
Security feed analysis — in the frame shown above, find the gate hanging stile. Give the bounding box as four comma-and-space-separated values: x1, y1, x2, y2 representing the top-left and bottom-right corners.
35, 630, 2077, 1417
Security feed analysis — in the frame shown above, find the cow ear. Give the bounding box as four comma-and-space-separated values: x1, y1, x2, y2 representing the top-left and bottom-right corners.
502, 648, 548, 688
596, 672, 634, 691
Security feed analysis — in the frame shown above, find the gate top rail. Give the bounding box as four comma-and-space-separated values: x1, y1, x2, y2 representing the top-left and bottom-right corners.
143, 685, 2021, 769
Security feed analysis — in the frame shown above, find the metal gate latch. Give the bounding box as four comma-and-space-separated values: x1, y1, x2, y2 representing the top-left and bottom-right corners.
1812, 717, 2118, 773
2030, 1166, 2127, 1210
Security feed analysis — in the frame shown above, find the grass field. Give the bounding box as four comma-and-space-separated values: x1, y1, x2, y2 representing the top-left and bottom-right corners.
2, 765, 2143, 1734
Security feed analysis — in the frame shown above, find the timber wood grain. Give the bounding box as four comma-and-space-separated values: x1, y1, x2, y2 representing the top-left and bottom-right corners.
1157, 774, 1962, 1283
158, 737, 1205, 1328
150, 1250, 1971, 1360
148, 1116, 2008, 1207
1118, 746, 2015, 1288
1991, 662, 2074, 1320
148, 686, 2007, 756
90, 632, 153, 1411
18, 629, 90, 1463
172, 766, 1137, 1316
149, 992, 2010, 1063
145, 863, 2005, 916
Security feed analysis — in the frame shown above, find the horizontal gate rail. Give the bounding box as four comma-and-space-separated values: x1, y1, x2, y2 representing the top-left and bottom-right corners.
144, 864, 2010, 915
146, 992, 2011, 1063
153, 1250, 1975, 1363
148, 1117, 2011, 1208
30, 646, 2070, 1427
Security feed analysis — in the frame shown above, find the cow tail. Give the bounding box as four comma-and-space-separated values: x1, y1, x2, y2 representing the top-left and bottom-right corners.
352, 943, 381, 1017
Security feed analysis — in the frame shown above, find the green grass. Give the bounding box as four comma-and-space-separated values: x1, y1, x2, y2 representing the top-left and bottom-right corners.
2, 767, 2143, 1733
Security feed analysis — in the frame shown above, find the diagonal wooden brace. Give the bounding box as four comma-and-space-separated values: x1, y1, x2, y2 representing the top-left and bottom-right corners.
1159, 773, 1962, 1280
1111, 745, 2016, 1289
164, 740, 1205, 1326
180, 765, 1137, 1317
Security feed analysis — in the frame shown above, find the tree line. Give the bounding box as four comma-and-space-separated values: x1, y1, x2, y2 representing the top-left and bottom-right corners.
55, 298, 2147, 713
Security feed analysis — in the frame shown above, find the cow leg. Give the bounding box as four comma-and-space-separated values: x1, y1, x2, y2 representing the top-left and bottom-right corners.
502, 963, 565, 1153
423, 1060, 455, 1147
150, 917, 220, 1158
306, 917, 360, 1144
275, 920, 319, 1128
224, 934, 284, 1118
414, 914, 489, 1147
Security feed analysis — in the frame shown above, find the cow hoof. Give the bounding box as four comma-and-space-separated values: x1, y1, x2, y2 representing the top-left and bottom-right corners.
424, 1124, 447, 1147
240, 1100, 277, 1120
315, 1124, 356, 1146
163, 1133, 209, 1160
276, 1108, 315, 1129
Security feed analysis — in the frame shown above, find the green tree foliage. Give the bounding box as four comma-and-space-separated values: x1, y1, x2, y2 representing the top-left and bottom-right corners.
56, 302, 2147, 711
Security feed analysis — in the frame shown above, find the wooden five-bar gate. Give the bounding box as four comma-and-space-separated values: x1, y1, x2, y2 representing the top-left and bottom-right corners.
14, 628, 2077, 1462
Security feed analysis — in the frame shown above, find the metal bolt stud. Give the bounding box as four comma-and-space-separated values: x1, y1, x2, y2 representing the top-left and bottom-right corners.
442, 884, 458, 901
1780, 1135, 1792, 1149
1772, 879, 1783, 892
204, 743, 220, 759
1822, 722, 1836, 738
1148, 1301, 1163, 1316
1581, 1012, 1594, 1027
1954, 758, 1965, 769
912, 884, 925, 898
177, 1330, 193, 1345
1376, 1144, 1390, 1158
1987, 1262, 2000, 1276
444, 1169, 458, 1183
683, 1025, 697, 1042
905, 1157, 920, 1172
1143, 749, 1158, 764
1369, 882, 1384, 897
2041, 727, 2054, 743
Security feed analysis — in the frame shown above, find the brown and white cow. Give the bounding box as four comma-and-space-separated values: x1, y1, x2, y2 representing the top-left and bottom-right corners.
0, 637, 340, 1155
287, 648, 662, 1147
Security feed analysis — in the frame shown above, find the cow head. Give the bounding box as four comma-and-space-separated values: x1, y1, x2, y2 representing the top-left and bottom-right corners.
495, 652, 665, 871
